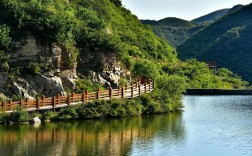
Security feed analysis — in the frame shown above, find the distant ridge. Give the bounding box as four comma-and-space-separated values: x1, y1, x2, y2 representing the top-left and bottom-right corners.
227, 4, 244, 13
140, 17, 203, 47
178, 3, 252, 83
140, 4, 245, 48
192, 9, 229, 24
192, 4, 244, 24
154, 17, 196, 27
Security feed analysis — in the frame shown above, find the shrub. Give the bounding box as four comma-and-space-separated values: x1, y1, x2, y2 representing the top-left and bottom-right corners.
132, 59, 159, 79
0, 113, 10, 124
75, 79, 102, 92
108, 99, 127, 117
9, 106, 30, 123
56, 107, 78, 120
76, 100, 110, 119
0, 25, 11, 49
41, 111, 57, 121
124, 99, 143, 116
139, 94, 162, 114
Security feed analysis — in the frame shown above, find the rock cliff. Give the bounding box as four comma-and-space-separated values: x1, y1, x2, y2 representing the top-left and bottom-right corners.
0, 36, 126, 99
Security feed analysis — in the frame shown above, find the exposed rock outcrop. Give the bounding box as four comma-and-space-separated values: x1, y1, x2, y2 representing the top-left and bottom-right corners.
11, 75, 65, 98
78, 47, 128, 88
3, 36, 128, 99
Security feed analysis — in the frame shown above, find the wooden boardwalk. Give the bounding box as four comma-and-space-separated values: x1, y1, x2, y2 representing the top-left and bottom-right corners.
0, 80, 154, 113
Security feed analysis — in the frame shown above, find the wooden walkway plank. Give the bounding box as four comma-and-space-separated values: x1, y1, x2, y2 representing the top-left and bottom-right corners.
0, 80, 154, 113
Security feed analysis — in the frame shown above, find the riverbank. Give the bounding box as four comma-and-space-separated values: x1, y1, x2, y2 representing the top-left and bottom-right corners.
0, 93, 181, 124
186, 89, 252, 95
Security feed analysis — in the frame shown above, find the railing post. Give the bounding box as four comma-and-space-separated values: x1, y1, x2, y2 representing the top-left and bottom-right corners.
72, 92, 75, 102
97, 89, 100, 100
121, 87, 124, 98
42, 96, 45, 107
138, 83, 141, 95
53, 96, 56, 108
144, 82, 147, 93
2, 102, 6, 111
82, 92, 85, 103
20, 99, 23, 108
26, 98, 29, 109
36, 98, 40, 110
67, 94, 70, 106
9, 99, 12, 111
85, 91, 88, 101
109, 87, 113, 99
131, 83, 134, 98
118, 87, 121, 98
148, 80, 151, 91
57, 93, 61, 104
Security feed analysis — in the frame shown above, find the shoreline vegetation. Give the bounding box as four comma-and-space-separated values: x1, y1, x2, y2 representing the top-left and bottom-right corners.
0, 0, 249, 125
0, 75, 187, 124
0, 92, 183, 125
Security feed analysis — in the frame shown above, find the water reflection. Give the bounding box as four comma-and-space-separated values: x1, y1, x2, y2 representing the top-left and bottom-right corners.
0, 112, 184, 156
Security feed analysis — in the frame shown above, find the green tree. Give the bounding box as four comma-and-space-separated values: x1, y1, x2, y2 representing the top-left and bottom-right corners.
132, 59, 159, 79
0, 25, 11, 49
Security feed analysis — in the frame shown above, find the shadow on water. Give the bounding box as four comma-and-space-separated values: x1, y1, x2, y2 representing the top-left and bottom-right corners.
0, 112, 185, 156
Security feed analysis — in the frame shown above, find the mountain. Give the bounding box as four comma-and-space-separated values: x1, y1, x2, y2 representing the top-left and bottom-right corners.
177, 3, 252, 83
192, 9, 230, 24
0, 0, 248, 103
192, 4, 244, 24
153, 17, 196, 27
227, 4, 244, 13
0, 0, 177, 99
141, 5, 245, 48
141, 17, 205, 47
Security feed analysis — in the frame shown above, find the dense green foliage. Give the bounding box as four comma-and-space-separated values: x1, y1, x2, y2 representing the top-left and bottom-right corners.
0, 0, 177, 72
132, 59, 159, 79
0, 106, 30, 124
152, 17, 196, 27
141, 5, 244, 48
0, 25, 11, 49
0, 93, 183, 123
141, 18, 205, 47
162, 59, 248, 89
76, 79, 102, 92
178, 3, 252, 83
0, 0, 180, 91
0, 0, 249, 117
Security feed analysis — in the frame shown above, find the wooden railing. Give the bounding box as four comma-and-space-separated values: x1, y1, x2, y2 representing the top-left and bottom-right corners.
0, 80, 154, 113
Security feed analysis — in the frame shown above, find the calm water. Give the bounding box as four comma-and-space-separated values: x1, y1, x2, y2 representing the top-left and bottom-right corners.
1, 96, 252, 156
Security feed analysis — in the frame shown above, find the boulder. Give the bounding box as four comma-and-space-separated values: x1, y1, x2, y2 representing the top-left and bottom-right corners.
34, 75, 65, 96
30, 117, 41, 123
89, 71, 111, 87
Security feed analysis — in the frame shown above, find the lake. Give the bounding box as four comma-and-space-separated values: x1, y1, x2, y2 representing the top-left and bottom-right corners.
1, 96, 252, 156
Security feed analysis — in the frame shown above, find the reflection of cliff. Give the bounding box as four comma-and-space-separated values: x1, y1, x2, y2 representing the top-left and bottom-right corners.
0, 113, 184, 155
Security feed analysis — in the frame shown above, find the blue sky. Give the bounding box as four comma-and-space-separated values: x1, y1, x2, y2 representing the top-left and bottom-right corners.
121, 0, 252, 20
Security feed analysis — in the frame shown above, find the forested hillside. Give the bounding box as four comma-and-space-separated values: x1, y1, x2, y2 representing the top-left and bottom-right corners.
192, 5, 243, 24
0, 0, 248, 111
141, 18, 205, 47
192, 9, 229, 24
178, 3, 252, 83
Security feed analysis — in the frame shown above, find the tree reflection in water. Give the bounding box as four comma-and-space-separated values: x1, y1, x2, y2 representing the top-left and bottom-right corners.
0, 112, 184, 156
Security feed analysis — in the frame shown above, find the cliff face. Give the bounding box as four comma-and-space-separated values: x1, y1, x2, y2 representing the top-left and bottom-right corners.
0, 36, 125, 99
0, 0, 176, 100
